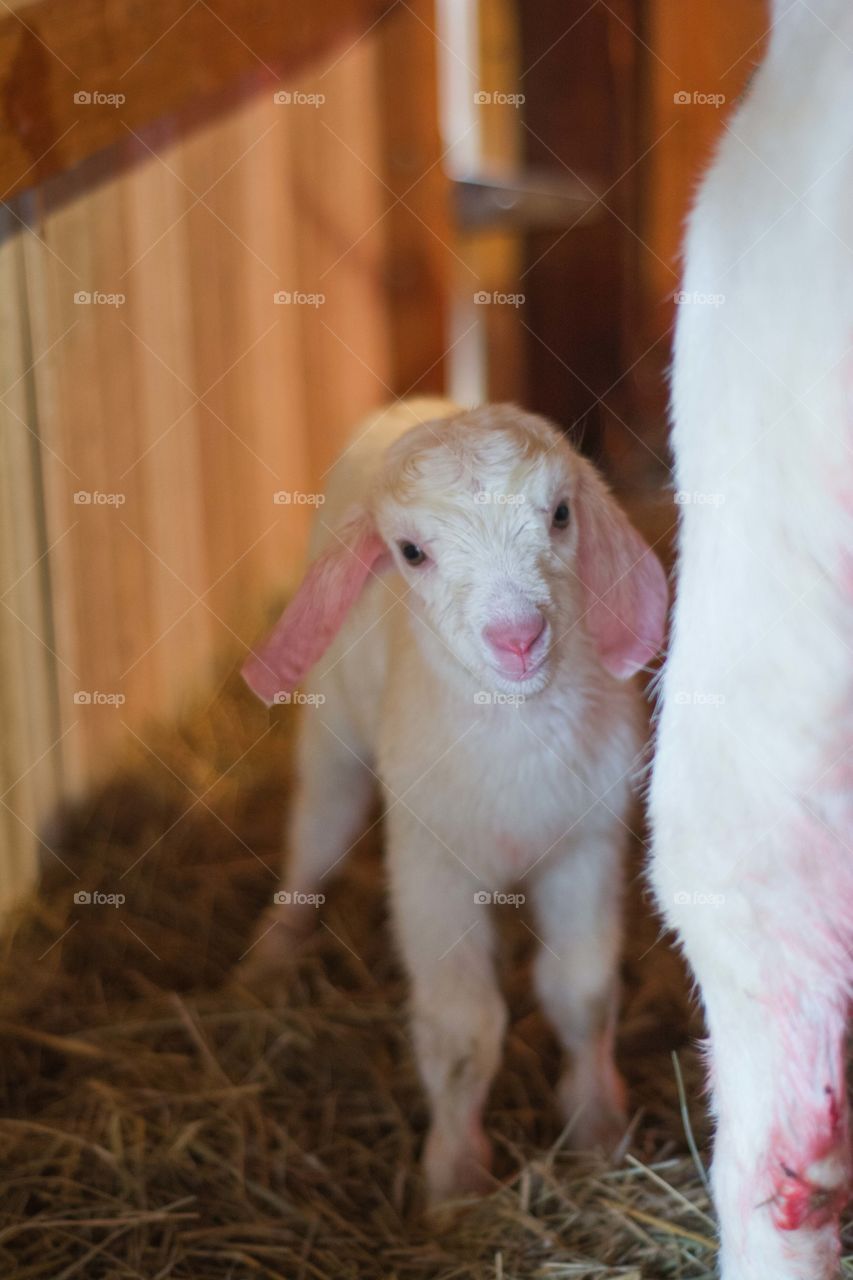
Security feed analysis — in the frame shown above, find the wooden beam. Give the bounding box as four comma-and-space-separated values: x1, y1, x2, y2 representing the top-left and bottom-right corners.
0, 0, 393, 200
518, 0, 635, 461
375, 0, 450, 397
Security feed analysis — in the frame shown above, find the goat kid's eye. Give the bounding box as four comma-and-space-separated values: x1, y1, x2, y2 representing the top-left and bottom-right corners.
552, 500, 570, 530
400, 541, 428, 567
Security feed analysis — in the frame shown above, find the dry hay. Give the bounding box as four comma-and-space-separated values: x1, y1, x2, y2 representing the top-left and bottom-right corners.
0, 669, 843, 1279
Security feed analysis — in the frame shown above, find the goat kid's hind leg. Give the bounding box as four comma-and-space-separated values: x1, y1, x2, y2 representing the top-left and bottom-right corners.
528, 836, 627, 1150
388, 820, 508, 1204
241, 703, 375, 976
669, 901, 850, 1280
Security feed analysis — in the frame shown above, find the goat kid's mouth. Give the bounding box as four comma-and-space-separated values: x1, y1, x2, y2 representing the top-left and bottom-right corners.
491, 655, 547, 685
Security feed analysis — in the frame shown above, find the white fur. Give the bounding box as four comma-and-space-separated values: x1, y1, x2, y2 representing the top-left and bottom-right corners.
250, 398, 653, 1201
650, 3, 853, 1276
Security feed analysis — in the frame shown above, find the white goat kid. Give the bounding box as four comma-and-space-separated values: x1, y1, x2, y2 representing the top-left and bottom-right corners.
244, 400, 667, 1202
650, 2, 853, 1277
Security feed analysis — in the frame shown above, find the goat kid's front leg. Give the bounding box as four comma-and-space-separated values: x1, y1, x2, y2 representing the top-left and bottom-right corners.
529, 835, 627, 1150
388, 815, 507, 1204
241, 707, 375, 978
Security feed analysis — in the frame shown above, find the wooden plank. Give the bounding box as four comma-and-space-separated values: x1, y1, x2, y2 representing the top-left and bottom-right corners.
13, 31, 396, 792
225, 97, 313, 601
0, 203, 61, 914
120, 123, 212, 715
518, 0, 637, 460
292, 37, 392, 474
375, 0, 450, 397
23, 160, 140, 784
637, 0, 768, 341
472, 0, 525, 404
0, 0, 393, 201
624, 0, 768, 467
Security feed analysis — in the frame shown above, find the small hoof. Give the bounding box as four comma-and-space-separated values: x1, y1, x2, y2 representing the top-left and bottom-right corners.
558, 1073, 629, 1153
566, 1104, 629, 1153
423, 1124, 494, 1205
235, 911, 308, 983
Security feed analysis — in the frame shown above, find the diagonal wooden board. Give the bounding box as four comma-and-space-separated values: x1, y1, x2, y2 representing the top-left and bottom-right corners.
0, 0, 395, 199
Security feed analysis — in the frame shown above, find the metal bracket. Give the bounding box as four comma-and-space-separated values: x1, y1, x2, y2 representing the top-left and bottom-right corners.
451, 171, 602, 232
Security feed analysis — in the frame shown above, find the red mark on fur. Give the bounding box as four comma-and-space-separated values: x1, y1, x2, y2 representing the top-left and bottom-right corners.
773, 1168, 848, 1231
771, 1087, 850, 1231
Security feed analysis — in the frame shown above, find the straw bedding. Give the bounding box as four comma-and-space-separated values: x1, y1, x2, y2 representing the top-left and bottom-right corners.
0, 671, 846, 1278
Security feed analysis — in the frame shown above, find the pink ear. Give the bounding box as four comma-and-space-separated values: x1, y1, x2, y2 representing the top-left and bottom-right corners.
574, 459, 668, 679
242, 510, 389, 705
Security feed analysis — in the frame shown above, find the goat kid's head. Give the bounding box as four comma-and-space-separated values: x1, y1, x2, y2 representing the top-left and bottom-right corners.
243, 405, 668, 703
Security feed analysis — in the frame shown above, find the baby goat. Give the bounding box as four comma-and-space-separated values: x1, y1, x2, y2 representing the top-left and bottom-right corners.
650, 2, 853, 1276
243, 400, 667, 1201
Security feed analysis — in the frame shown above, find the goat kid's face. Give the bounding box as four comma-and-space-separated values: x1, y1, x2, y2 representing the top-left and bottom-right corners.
374, 429, 582, 694
242, 407, 668, 705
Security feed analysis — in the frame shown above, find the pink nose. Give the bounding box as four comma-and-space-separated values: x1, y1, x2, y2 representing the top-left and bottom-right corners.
483, 611, 545, 658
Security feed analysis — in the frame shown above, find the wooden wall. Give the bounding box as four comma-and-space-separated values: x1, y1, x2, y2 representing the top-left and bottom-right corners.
0, 19, 447, 916
623, 0, 768, 461
638, 0, 769, 330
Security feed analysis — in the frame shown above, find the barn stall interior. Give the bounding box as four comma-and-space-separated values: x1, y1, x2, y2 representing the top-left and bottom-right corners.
0, 2, 829, 1278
